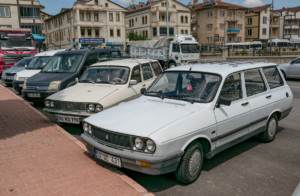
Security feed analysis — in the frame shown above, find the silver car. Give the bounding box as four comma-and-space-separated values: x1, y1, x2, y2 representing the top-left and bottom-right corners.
279, 57, 300, 79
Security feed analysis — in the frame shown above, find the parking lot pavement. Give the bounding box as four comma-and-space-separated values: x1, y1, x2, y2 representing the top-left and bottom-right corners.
0, 85, 148, 196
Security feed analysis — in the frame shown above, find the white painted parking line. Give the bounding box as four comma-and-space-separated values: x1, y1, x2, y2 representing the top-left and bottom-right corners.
289, 86, 300, 89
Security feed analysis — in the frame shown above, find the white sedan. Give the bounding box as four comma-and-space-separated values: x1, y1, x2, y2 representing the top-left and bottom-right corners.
279, 57, 300, 79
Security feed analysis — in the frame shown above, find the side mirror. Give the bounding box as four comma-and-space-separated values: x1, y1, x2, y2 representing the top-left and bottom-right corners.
129, 79, 137, 86
140, 88, 146, 95
216, 97, 231, 108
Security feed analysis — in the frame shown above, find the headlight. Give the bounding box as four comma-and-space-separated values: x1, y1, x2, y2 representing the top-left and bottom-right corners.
50, 101, 55, 108
95, 104, 103, 112
88, 125, 92, 134
48, 81, 61, 90
45, 100, 50, 107
88, 104, 95, 112
146, 139, 156, 152
135, 137, 144, 150
83, 122, 89, 132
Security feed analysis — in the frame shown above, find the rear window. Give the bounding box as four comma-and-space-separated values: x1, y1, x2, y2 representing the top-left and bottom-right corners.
244, 69, 267, 97
262, 67, 284, 89
151, 62, 162, 76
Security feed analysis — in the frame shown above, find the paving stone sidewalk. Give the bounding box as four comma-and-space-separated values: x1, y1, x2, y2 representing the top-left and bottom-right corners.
0, 85, 148, 196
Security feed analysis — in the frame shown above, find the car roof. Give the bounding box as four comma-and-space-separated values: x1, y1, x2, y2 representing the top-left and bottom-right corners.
55, 48, 120, 55
90, 59, 159, 68
35, 49, 66, 57
167, 62, 277, 77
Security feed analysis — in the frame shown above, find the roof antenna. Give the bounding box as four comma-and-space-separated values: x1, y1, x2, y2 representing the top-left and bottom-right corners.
189, 65, 193, 71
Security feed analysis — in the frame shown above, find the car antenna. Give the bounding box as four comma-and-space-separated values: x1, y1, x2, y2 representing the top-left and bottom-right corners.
189, 65, 193, 71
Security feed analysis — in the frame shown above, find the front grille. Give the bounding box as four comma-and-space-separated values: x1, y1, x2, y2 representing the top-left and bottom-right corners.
92, 126, 132, 149
54, 101, 87, 111
6, 73, 16, 76
3, 56, 20, 64
26, 86, 37, 90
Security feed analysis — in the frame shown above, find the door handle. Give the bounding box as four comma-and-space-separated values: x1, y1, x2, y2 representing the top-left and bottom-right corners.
241, 102, 249, 106
266, 95, 272, 99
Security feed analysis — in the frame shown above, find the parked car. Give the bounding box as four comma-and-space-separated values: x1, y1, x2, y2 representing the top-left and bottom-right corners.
1, 57, 33, 86
22, 48, 122, 103
43, 59, 163, 124
12, 50, 65, 94
279, 57, 300, 79
81, 62, 293, 184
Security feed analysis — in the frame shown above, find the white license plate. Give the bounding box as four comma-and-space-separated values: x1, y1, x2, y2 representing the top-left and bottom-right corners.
19, 84, 23, 87
27, 93, 40, 98
95, 149, 122, 167
7, 76, 14, 80
56, 115, 80, 124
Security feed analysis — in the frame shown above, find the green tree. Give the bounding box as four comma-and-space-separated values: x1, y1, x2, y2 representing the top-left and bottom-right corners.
128, 32, 147, 41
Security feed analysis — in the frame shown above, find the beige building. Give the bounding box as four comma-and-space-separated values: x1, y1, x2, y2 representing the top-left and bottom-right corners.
40, 10, 51, 37
0, 0, 43, 34
126, 0, 191, 40
276, 6, 300, 39
45, 0, 127, 50
193, 0, 247, 46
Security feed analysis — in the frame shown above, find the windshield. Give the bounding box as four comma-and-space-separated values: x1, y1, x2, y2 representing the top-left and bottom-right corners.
14, 58, 33, 67
42, 54, 84, 73
80, 66, 130, 84
27, 56, 51, 69
0, 38, 35, 51
181, 44, 199, 53
146, 71, 221, 103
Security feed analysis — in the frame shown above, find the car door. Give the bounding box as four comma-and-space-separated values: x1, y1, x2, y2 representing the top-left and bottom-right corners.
141, 63, 155, 88
214, 72, 251, 147
244, 68, 273, 133
287, 58, 300, 79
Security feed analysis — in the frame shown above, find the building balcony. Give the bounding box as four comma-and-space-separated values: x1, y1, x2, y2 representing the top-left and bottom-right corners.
284, 25, 300, 29
227, 29, 240, 34
272, 24, 280, 28
285, 15, 296, 20
226, 17, 238, 22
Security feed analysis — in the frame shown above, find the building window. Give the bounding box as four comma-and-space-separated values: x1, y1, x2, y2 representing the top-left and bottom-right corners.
207, 37, 212, 43
220, 23, 225, 30
181, 16, 184, 23
95, 29, 99, 37
160, 27, 174, 36
116, 13, 120, 21
0, 25, 12, 28
207, 12, 213, 17
110, 29, 114, 37
236, 37, 242, 42
237, 12, 242, 17
145, 16, 147, 24
161, 15, 165, 21
109, 13, 113, 21
21, 25, 41, 34
161, 3, 165, 7
185, 29, 188, 34
94, 12, 98, 21
173, 5, 176, 8
153, 28, 157, 36
95, 0, 99, 5
87, 29, 92, 36
262, 28, 267, 35
264, 9, 267, 13
0, 7, 10, 17
247, 17, 252, 25
117, 29, 121, 37
220, 10, 225, 17
247, 29, 252, 36
81, 28, 85, 36
181, 29, 184, 34
228, 11, 232, 17
105, 3, 108, 7
19, 7, 40, 18
87, 13, 91, 21
80, 12, 84, 21
220, 36, 224, 42
185, 16, 188, 23
263, 16, 267, 24
206, 24, 213, 31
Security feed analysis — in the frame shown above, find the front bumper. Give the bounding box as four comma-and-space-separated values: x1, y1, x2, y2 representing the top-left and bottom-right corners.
2, 77, 13, 85
81, 133, 183, 175
44, 108, 91, 122
12, 80, 24, 93
22, 89, 57, 102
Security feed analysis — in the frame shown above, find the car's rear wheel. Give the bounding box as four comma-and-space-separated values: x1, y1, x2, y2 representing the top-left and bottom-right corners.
168, 62, 176, 68
260, 114, 278, 142
175, 141, 203, 184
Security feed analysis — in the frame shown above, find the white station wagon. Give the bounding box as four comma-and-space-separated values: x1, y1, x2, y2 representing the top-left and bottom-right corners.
81, 62, 293, 184
44, 59, 162, 124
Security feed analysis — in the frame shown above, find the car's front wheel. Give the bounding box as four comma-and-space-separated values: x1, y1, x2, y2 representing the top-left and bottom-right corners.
175, 141, 203, 184
260, 114, 278, 142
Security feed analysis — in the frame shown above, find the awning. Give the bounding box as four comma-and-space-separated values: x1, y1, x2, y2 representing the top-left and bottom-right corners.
32, 34, 45, 42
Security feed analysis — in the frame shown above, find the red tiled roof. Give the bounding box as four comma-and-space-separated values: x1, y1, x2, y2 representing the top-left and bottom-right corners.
250, 4, 271, 12
193, 1, 247, 10
275, 6, 300, 13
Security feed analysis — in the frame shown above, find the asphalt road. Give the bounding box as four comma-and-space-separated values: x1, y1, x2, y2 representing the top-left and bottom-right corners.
1, 79, 300, 196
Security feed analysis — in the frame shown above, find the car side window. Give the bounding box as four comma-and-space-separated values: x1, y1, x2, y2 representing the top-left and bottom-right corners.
83, 53, 98, 67
172, 44, 180, 52
151, 62, 162, 76
244, 69, 267, 97
142, 63, 154, 81
293, 58, 300, 64
262, 67, 284, 89
131, 65, 142, 83
110, 51, 121, 58
99, 52, 109, 59
220, 73, 242, 101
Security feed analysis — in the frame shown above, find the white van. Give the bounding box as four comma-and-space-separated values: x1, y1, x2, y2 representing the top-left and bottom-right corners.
12, 49, 65, 93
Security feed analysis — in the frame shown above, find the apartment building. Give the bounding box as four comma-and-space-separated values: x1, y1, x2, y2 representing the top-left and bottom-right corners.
126, 0, 191, 40
40, 10, 51, 37
276, 6, 300, 39
245, 4, 271, 42
193, 0, 247, 46
0, 0, 43, 34
45, 0, 127, 50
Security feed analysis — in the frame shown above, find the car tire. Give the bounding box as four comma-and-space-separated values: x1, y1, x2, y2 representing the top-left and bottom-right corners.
168, 62, 176, 68
281, 70, 287, 79
175, 141, 203, 184
260, 114, 278, 142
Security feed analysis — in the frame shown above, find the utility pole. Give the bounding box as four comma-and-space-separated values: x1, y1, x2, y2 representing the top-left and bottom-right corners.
166, 0, 169, 38
269, 0, 274, 51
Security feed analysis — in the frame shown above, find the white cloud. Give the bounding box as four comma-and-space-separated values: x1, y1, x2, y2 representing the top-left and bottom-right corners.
242, 0, 264, 7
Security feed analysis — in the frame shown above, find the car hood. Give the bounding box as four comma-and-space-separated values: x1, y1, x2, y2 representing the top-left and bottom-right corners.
15, 69, 41, 78
85, 96, 198, 137
47, 83, 119, 103
279, 63, 290, 68
4, 67, 24, 74
27, 72, 72, 86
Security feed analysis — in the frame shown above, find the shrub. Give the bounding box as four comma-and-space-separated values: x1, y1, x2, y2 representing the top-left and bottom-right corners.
282, 48, 286, 52
240, 50, 248, 56
235, 51, 240, 55
291, 47, 297, 51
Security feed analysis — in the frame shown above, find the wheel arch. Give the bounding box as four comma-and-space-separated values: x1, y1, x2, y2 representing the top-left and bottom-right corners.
268, 109, 281, 121
181, 135, 212, 156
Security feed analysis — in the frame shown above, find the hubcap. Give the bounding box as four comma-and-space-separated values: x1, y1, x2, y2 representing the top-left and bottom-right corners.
268, 118, 277, 137
188, 149, 201, 176
170, 64, 175, 68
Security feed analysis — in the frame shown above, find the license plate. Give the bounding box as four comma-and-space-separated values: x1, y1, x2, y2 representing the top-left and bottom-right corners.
27, 93, 40, 98
7, 76, 14, 80
95, 149, 122, 167
56, 115, 80, 124
19, 84, 23, 87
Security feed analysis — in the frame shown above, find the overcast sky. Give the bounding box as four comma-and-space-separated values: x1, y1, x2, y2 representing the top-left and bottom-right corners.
39, 0, 299, 15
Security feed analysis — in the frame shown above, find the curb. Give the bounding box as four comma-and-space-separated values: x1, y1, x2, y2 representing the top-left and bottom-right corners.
1, 85, 153, 196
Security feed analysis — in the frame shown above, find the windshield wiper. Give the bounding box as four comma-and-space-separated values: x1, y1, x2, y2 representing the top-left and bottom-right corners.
164, 94, 195, 104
